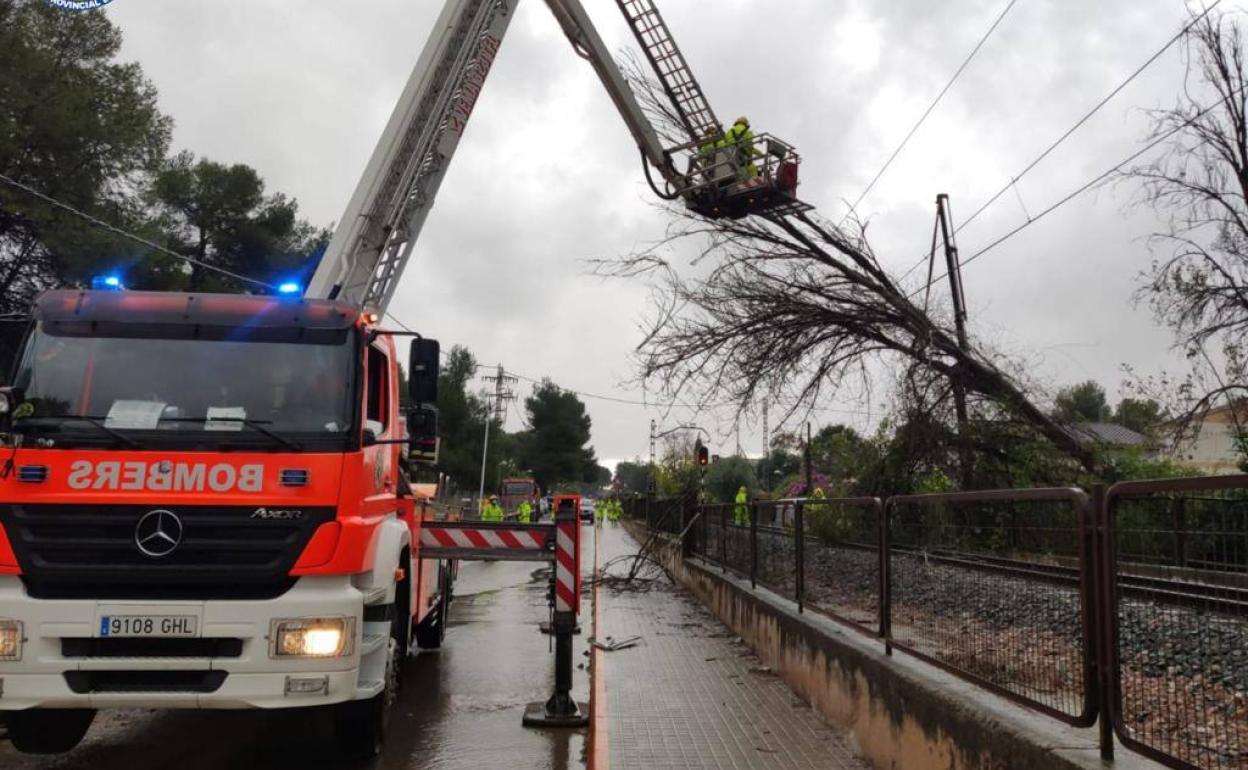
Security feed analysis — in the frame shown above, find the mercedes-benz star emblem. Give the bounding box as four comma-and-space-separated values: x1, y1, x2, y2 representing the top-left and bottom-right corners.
134, 509, 183, 558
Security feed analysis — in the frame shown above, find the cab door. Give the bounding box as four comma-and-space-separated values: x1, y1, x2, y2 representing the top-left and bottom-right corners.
363, 342, 397, 510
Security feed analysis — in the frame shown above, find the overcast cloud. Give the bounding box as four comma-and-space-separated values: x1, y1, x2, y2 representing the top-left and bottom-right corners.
102, 0, 1233, 467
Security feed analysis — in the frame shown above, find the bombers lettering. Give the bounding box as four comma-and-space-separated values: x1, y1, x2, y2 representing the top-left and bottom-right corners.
66, 461, 264, 493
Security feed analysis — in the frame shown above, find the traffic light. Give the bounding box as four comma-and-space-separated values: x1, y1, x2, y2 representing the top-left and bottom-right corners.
696, 440, 709, 466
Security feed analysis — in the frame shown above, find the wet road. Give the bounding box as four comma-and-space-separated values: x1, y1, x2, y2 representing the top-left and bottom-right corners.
0, 524, 596, 770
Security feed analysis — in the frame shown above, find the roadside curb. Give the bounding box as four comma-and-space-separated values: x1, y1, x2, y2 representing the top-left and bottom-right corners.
589, 528, 608, 770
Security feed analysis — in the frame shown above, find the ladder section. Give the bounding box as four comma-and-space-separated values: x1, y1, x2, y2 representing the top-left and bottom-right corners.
309, 0, 519, 311
615, 0, 719, 143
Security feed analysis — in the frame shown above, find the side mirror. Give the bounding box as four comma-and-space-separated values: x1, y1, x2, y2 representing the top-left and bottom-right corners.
408, 338, 440, 406
0, 386, 23, 433
407, 403, 439, 465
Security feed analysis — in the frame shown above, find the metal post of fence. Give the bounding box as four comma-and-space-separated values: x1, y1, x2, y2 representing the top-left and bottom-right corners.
881, 498, 892, 656
720, 505, 727, 571
750, 502, 758, 589
795, 499, 805, 613
1170, 496, 1187, 568
1091, 484, 1114, 762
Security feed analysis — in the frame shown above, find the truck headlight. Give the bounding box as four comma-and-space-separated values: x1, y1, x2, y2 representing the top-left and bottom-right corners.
270, 617, 354, 658
0, 619, 22, 661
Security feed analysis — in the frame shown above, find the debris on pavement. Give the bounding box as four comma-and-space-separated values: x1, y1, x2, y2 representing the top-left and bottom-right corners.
589, 635, 643, 652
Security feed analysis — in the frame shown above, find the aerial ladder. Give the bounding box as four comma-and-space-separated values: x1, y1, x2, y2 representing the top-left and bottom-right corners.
308, 0, 811, 313
303, 0, 810, 731
0, 0, 811, 752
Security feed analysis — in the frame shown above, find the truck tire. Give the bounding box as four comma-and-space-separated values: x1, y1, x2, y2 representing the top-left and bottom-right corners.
413, 563, 450, 649
5, 708, 95, 754
334, 607, 399, 759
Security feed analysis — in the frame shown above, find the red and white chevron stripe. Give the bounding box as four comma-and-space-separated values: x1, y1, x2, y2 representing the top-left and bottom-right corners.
554, 518, 579, 614
420, 526, 545, 551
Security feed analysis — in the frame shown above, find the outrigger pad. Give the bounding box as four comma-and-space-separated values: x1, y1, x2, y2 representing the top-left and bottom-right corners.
522, 700, 589, 728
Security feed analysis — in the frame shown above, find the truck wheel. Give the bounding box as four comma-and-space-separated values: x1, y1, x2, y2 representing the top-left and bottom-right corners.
5, 708, 95, 754
334, 609, 399, 759
414, 563, 450, 649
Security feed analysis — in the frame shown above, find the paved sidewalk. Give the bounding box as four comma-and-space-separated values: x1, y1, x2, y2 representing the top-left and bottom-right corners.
593, 525, 869, 770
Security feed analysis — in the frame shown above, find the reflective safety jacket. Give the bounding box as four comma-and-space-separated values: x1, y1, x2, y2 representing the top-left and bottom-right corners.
517, 501, 532, 523
726, 120, 759, 179
734, 487, 750, 526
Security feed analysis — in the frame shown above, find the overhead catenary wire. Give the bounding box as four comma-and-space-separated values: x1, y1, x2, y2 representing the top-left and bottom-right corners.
0, 171, 274, 290
913, 77, 1246, 298
384, 311, 874, 417
894, 0, 1221, 284
844, 0, 1022, 221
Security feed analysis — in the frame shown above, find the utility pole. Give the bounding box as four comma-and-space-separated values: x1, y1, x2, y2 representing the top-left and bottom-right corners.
477, 364, 517, 513
648, 418, 659, 497
925, 193, 972, 488
760, 404, 770, 492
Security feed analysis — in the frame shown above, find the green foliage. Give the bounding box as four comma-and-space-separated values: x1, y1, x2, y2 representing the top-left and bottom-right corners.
654, 438, 701, 497
1054, 380, 1110, 423
434, 346, 497, 492
1113, 397, 1164, 436
593, 464, 612, 486
704, 456, 756, 503
757, 448, 799, 493
519, 379, 598, 492
1090, 446, 1202, 484
0, 0, 172, 315
147, 152, 326, 291
613, 459, 652, 494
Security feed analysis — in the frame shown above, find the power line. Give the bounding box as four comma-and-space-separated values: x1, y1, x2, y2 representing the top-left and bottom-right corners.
895, 1, 1220, 284
385, 311, 877, 417
845, 0, 1022, 219
0, 171, 274, 290
915, 78, 1243, 296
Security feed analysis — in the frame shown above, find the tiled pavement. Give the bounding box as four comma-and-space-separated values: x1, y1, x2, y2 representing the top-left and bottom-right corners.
594, 525, 870, 770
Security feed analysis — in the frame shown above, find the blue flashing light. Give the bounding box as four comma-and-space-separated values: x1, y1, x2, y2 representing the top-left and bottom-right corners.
276, 281, 303, 296
91, 274, 125, 291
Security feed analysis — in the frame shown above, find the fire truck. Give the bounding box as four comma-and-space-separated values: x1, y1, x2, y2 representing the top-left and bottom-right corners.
0, 0, 808, 757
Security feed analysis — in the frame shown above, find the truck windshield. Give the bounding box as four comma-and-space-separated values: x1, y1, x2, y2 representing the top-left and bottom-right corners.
11, 325, 356, 450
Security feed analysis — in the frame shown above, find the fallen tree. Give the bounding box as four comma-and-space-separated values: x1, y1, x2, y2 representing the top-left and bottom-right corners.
601, 207, 1099, 478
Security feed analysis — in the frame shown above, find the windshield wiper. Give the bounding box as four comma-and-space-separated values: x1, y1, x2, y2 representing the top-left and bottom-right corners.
158, 417, 303, 452
14, 415, 140, 449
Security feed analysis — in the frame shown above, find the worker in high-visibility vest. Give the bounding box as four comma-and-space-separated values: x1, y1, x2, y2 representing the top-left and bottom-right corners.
606, 499, 621, 526
733, 485, 750, 526
726, 116, 759, 181
698, 124, 725, 183
517, 500, 532, 524
806, 486, 827, 527
482, 496, 503, 521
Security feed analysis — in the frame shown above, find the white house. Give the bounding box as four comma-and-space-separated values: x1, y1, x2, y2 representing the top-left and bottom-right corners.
1166, 404, 1245, 474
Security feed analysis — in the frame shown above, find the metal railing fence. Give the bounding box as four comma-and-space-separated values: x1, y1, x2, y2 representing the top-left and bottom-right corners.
885, 488, 1095, 726
625, 476, 1248, 770
1106, 477, 1248, 770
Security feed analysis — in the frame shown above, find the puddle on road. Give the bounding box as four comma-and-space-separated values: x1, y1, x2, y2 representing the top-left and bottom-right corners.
372, 556, 590, 770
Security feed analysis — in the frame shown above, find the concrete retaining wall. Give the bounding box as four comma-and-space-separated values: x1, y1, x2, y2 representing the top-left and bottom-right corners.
626, 522, 1164, 770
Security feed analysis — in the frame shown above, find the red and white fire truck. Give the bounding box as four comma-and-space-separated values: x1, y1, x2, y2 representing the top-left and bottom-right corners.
0, 0, 806, 756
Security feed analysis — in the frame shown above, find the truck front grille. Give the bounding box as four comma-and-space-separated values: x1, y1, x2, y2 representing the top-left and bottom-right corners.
64, 670, 227, 694
61, 637, 244, 659
0, 504, 336, 600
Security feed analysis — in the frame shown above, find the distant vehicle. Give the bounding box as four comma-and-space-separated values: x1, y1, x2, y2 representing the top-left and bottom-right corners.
580, 497, 596, 522
499, 477, 538, 518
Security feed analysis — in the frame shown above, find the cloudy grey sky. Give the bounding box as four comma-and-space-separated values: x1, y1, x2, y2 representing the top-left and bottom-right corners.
103, 0, 1232, 467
